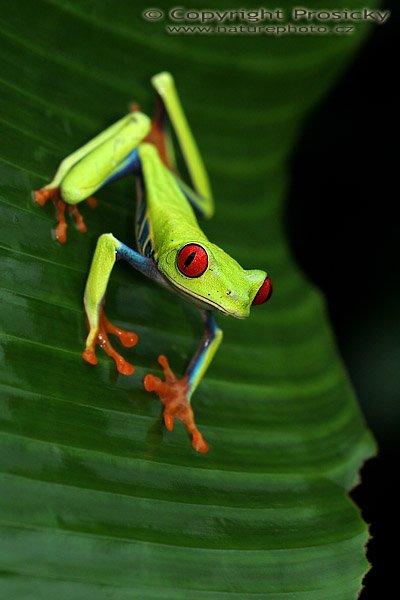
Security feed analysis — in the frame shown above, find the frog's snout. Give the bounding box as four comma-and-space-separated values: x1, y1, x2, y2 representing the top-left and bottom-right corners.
252, 276, 273, 305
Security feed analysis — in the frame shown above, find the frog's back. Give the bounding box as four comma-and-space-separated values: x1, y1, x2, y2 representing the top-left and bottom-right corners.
135, 143, 208, 260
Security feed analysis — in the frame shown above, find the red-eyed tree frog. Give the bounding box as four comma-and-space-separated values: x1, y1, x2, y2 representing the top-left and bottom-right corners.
34, 72, 273, 453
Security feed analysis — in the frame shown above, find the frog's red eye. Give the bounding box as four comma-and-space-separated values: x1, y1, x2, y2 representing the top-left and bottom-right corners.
252, 277, 273, 305
177, 243, 208, 278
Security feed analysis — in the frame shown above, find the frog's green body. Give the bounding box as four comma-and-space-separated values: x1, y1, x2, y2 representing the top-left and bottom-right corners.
137, 143, 266, 318
34, 72, 272, 453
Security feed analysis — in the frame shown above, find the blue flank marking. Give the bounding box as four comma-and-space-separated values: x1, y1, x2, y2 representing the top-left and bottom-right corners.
100, 148, 140, 188
135, 170, 152, 256
143, 239, 154, 258
138, 218, 150, 248
136, 199, 147, 226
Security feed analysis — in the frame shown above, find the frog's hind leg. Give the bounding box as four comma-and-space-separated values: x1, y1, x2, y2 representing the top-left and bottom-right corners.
35, 147, 142, 244
150, 71, 214, 219
144, 310, 223, 453
34, 112, 151, 242
140, 86, 175, 171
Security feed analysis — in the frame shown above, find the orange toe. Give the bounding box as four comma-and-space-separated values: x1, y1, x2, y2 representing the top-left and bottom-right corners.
82, 348, 98, 366
163, 412, 175, 432
143, 374, 159, 393
115, 357, 135, 376
192, 431, 209, 454
33, 187, 54, 206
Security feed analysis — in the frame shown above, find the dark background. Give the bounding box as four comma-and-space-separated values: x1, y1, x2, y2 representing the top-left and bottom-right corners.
287, 2, 398, 597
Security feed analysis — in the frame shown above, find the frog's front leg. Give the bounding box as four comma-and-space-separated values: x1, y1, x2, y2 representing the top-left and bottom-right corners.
82, 232, 164, 375
144, 311, 223, 453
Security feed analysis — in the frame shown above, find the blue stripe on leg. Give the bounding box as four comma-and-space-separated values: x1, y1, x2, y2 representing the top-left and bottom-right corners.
116, 241, 165, 285
186, 311, 223, 397
100, 148, 141, 188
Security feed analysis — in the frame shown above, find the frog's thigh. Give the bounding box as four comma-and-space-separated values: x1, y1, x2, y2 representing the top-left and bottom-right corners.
60, 149, 140, 205
45, 113, 149, 194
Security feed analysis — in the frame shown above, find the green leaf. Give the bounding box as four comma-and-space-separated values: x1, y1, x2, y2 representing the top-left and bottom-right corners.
0, 1, 376, 598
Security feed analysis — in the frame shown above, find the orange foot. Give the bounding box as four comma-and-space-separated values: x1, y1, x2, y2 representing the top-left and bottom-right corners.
144, 355, 209, 454
82, 309, 138, 376
33, 186, 97, 244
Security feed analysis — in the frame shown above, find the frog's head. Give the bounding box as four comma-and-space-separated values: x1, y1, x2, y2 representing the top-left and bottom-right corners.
158, 241, 272, 318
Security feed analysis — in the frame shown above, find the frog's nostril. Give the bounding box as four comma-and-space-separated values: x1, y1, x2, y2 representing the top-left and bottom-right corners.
252, 277, 273, 305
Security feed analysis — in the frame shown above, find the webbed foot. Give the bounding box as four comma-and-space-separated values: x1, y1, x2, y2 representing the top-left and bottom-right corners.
82, 309, 138, 376
144, 355, 208, 453
33, 186, 96, 244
